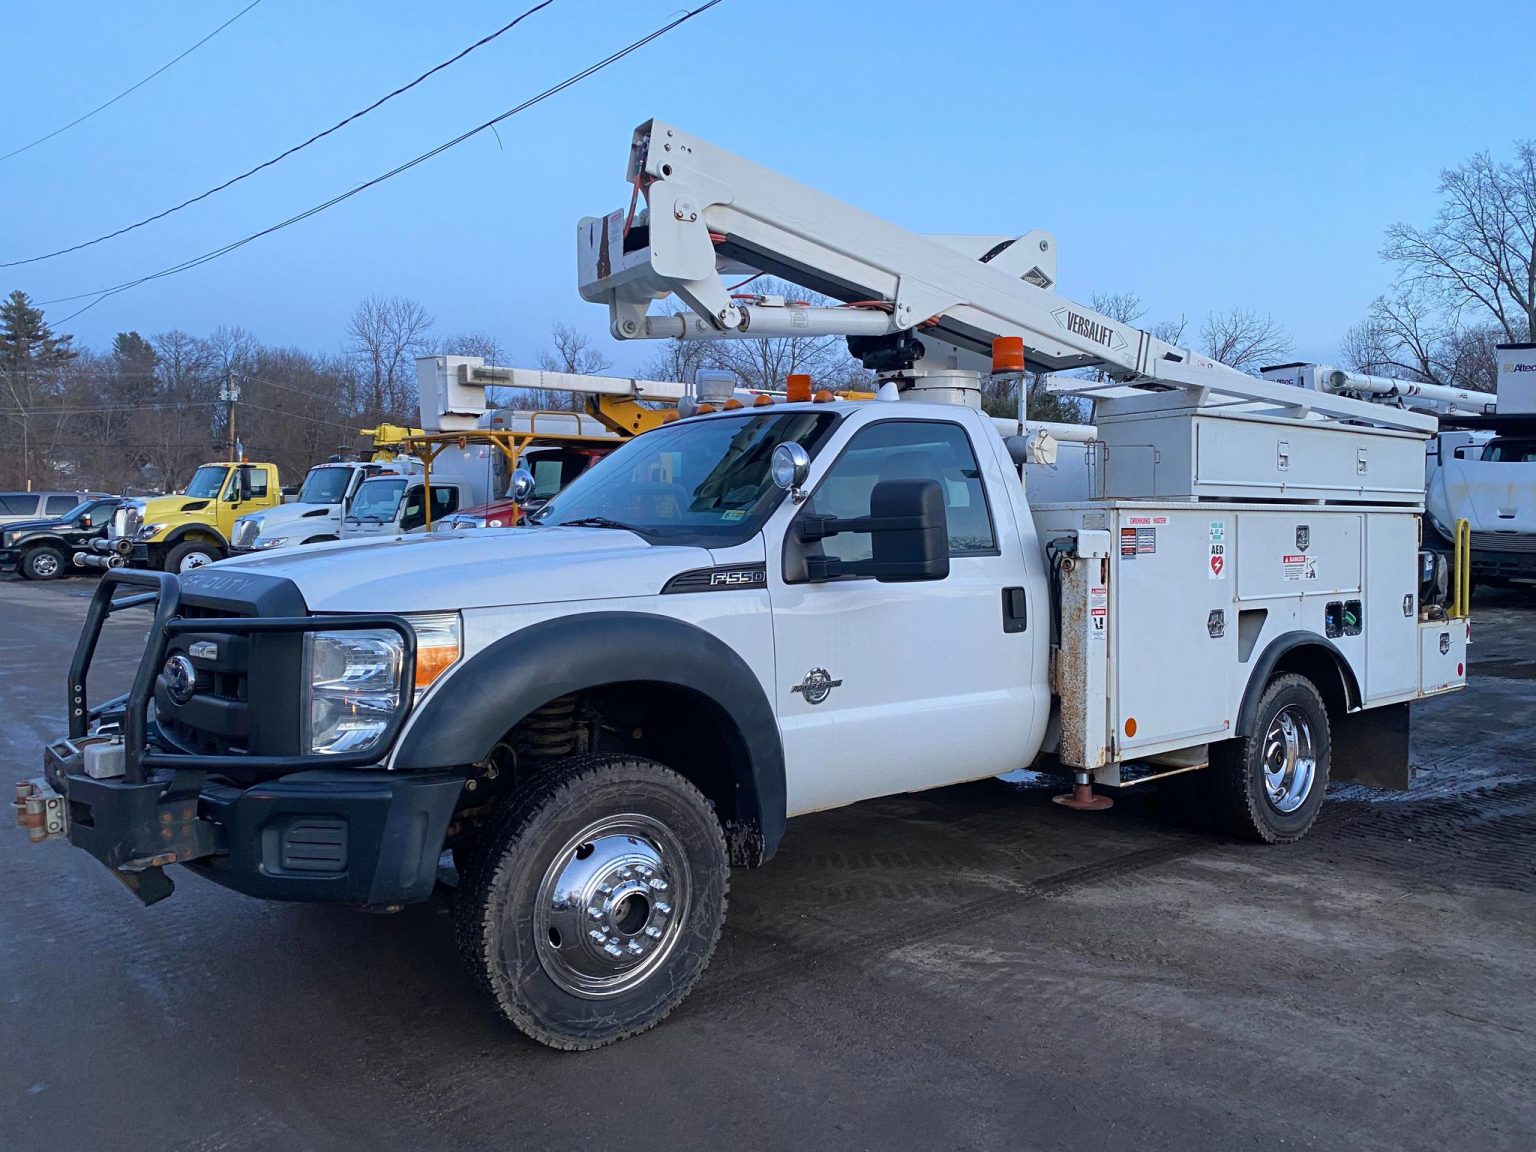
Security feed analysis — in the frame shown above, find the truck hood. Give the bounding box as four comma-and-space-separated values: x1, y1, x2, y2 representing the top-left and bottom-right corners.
1429, 459, 1536, 534
133, 494, 219, 522
239, 502, 335, 530
2, 515, 75, 538
210, 526, 712, 612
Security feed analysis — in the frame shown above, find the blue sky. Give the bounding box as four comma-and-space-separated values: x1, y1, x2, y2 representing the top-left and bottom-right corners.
2, 0, 1532, 374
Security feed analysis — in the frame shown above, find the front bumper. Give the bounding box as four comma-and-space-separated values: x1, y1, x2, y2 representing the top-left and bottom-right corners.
15, 569, 441, 906
26, 736, 465, 906
0, 547, 18, 572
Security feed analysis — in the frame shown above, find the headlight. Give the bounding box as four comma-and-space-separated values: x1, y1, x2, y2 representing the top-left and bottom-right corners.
2, 531, 17, 547
136, 523, 167, 540
255, 537, 289, 549
303, 629, 405, 755
301, 613, 460, 756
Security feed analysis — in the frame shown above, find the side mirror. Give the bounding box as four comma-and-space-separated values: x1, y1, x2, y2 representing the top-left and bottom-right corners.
796, 478, 949, 583
771, 442, 811, 503
80, 515, 93, 528
509, 467, 536, 505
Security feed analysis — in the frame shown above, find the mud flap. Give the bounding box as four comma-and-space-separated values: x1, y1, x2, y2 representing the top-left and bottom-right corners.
111, 865, 176, 906
1332, 702, 1412, 790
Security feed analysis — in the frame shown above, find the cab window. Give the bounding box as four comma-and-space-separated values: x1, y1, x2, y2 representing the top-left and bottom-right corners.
803, 420, 997, 565
45, 495, 77, 515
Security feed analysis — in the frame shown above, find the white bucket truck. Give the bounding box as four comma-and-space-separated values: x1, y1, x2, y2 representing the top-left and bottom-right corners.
19, 120, 1468, 1053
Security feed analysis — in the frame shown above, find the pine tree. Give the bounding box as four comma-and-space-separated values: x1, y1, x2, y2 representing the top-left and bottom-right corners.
0, 290, 76, 372
1, 290, 77, 489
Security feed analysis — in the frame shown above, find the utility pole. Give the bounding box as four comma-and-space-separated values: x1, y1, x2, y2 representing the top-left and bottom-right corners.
220, 372, 241, 460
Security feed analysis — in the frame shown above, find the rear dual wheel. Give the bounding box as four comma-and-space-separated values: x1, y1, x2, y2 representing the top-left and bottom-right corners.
454, 753, 728, 1050
1210, 673, 1331, 843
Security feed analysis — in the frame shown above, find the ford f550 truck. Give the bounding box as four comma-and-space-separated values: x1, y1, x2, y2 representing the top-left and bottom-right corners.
16, 121, 1469, 1051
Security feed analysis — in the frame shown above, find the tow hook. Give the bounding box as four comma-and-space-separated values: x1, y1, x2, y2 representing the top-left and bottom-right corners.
14, 778, 69, 843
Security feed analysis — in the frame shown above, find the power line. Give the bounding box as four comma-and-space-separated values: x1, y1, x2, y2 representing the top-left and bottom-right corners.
0, 1, 264, 164
41, 0, 726, 325
1, 1, 556, 268
0, 401, 220, 416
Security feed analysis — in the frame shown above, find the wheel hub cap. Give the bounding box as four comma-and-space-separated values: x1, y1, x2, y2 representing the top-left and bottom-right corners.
1263, 705, 1317, 814
33, 554, 59, 576
534, 814, 690, 999
179, 553, 210, 572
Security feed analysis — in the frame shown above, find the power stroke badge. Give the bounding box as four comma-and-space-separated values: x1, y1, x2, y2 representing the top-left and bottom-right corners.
791, 667, 843, 705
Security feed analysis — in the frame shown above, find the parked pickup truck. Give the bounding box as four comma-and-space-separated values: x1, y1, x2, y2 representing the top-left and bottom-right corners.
0, 495, 120, 579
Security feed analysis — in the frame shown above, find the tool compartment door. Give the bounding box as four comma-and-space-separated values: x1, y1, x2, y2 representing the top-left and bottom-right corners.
1112, 510, 1238, 754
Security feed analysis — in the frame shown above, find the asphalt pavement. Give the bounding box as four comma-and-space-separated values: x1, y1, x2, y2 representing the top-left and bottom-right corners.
2, 574, 1532, 1152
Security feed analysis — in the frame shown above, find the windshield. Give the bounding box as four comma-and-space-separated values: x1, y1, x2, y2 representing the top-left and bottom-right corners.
183, 465, 229, 499
347, 478, 407, 523
533, 411, 839, 544
298, 467, 353, 504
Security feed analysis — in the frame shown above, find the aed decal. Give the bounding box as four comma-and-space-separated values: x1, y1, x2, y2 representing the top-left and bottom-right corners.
1208, 519, 1226, 579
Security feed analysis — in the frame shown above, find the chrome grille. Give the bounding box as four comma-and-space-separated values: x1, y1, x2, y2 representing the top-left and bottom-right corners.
232, 519, 260, 548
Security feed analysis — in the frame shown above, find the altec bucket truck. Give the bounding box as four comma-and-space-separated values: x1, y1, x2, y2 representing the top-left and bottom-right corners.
1264, 354, 1536, 587
16, 119, 1468, 1050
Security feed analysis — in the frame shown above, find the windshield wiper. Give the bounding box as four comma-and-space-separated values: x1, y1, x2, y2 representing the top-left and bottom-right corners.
556, 516, 642, 532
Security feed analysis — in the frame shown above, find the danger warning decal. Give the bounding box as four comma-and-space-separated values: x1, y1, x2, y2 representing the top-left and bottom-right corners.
1208, 520, 1227, 580
1089, 586, 1107, 641
1283, 553, 1318, 581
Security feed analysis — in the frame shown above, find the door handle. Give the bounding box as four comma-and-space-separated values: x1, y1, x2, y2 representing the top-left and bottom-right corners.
1002, 586, 1027, 633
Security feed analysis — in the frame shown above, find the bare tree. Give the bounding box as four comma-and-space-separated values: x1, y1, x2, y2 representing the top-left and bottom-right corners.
1383, 141, 1535, 343
347, 296, 434, 423
440, 331, 505, 364
538, 323, 610, 376
1198, 308, 1291, 373
1090, 290, 1145, 326
1150, 316, 1188, 346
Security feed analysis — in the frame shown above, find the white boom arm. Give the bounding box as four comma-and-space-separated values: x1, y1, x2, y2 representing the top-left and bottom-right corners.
577, 118, 1434, 434
1260, 362, 1494, 416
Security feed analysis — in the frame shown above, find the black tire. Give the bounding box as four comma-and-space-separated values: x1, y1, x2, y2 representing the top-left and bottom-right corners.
20, 545, 67, 581
164, 540, 221, 573
1209, 673, 1331, 844
454, 753, 729, 1050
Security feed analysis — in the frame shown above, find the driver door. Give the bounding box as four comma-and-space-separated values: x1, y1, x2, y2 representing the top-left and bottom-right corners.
767, 416, 1037, 816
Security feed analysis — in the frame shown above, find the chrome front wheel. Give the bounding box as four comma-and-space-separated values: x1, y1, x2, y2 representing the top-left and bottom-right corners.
455, 754, 728, 1050
533, 814, 692, 999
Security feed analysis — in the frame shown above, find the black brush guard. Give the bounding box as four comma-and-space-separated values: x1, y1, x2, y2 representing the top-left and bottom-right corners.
40, 569, 417, 904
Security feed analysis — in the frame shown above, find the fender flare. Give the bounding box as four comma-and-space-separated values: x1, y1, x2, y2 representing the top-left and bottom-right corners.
162, 525, 229, 552
1236, 631, 1361, 739
393, 611, 787, 857
16, 533, 70, 553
